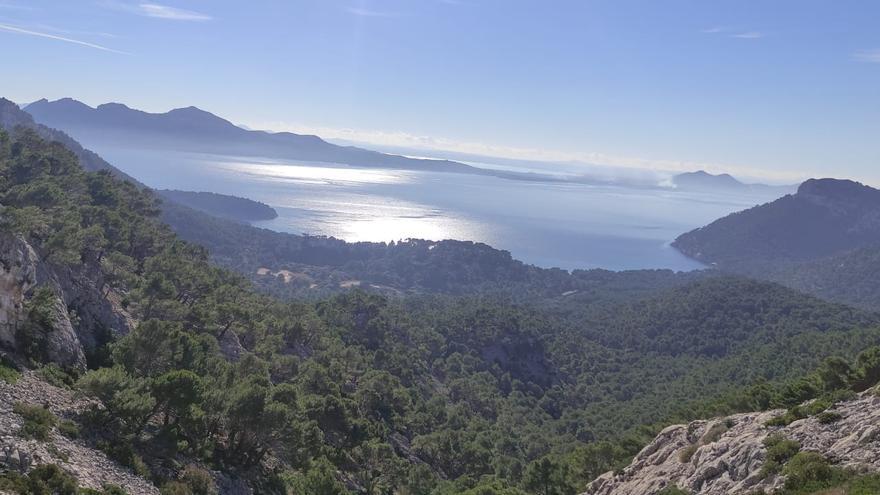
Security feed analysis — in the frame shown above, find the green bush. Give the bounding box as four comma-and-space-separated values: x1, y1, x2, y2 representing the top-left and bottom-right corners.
848, 474, 880, 494
781, 452, 846, 493
23, 464, 78, 495
816, 411, 842, 424
0, 361, 20, 384
58, 419, 80, 439
657, 486, 691, 495
181, 466, 216, 495
13, 402, 58, 441
96, 441, 150, 479
46, 443, 70, 462
38, 363, 78, 389
160, 481, 191, 495
759, 434, 800, 478
80, 485, 130, 495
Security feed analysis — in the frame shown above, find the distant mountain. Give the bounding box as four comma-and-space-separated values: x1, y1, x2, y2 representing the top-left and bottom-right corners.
25, 98, 482, 174
157, 190, 278, 222
0, 98, 140, 184
673, 178, 880, 272
671, 170, 796, 195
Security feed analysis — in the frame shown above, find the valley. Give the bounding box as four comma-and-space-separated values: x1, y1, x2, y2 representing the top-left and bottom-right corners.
1, 97, 880, 495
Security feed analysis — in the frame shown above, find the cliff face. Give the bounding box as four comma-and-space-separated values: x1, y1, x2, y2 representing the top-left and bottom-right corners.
584, 389, 880, 495
0, 233, 133, 370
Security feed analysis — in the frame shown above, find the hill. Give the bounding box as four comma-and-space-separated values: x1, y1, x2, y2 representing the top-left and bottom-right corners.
156, 190, 278, 222
3, 127, 879, 494
673, 178, 880, 273
25, 98, 482, 174
671, 170, 794, 195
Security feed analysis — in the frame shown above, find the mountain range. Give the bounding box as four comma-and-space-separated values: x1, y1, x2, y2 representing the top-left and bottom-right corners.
25, 98, 481, 174
25, 98, 790, 193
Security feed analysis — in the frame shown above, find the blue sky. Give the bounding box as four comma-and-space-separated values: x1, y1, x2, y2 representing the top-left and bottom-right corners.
1, 0, 878, 183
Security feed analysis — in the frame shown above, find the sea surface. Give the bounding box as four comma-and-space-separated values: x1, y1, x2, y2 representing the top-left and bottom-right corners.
95, 147, 780, 271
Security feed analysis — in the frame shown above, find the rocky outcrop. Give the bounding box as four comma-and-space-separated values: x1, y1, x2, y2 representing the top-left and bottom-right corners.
0, 235, 38, 349
0, 371, 160, 494
0, 233, 134, 370
584, 389, 880, 495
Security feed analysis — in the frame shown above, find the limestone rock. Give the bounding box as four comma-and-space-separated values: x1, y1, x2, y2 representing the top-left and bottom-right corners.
0, 371, 160, 495
583, 390, 880, 495
0, 233, 134, 369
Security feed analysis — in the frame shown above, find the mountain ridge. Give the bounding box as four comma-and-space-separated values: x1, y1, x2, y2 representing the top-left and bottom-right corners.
25, 98, 483, 174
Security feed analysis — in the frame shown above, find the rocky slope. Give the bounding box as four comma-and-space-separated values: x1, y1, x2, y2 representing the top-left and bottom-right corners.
584, 389, 880, 495
0, 371, 160, 494
0, 233, 134, 370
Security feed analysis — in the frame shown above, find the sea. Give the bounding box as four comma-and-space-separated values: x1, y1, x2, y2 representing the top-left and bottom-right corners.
94, 147, 782, 271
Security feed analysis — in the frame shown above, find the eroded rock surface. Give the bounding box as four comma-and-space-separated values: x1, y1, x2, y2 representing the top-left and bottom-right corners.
0, 371, 160, 494
584, 390, 880, 495
0, 233, 134, 369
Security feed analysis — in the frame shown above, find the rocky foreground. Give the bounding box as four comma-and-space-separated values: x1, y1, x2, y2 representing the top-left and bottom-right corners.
0, 371, 160, 494
584, 389, 880, 495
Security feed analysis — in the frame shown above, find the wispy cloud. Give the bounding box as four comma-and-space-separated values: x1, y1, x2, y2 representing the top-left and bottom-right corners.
345, 7, 400, 17
102, 2, 212, 21
731, 31, 764, 39
702, 27, 765, 40
853, 49, 880, 63
0, 22, 127, 53
0, 1, 34, 11
137, 3, 212, 21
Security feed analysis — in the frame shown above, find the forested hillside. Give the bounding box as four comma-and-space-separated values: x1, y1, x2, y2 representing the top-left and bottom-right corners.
673, 178, 880, 273
673, 178, 880, 311
156, 190, 278, 222
3, 128, 880, 494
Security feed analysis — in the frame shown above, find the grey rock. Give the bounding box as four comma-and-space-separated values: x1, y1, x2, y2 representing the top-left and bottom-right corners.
0, 233, 134, 369
583, 389, 880, 495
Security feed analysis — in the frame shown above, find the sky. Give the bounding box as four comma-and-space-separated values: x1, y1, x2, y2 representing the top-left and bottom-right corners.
0, 0, 878, 183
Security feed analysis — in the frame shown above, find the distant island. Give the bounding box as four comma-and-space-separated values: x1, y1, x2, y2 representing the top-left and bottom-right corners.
671, 170, 796, 195
157, 189, 278, 222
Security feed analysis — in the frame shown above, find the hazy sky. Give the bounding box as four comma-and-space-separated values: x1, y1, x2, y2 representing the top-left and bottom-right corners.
1, 0, 878, 183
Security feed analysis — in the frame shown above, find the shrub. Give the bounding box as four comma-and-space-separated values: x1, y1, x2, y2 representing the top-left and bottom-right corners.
101, 485, 129, 495
678, 444, 698, 463
816, 411, 842, 424
16, 287, 57, 364
38, 363, 78, 389
657, 486, 691, 495
160, 481, 192, 495
97, 440, 150, 478
759, 434, 800, 478
0, 361, 20, 384
58, 419, 80, 439
13, 402, 58, 441
849, 474, 880, 494
701, 422, 729, 444
23, 464, 78, 495
782, 452, 846, 493
181, 466, 216, 495
47, 443, 70, 462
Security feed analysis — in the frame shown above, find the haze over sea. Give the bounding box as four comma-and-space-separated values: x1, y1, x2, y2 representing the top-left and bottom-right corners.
98, 146, 777, 271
